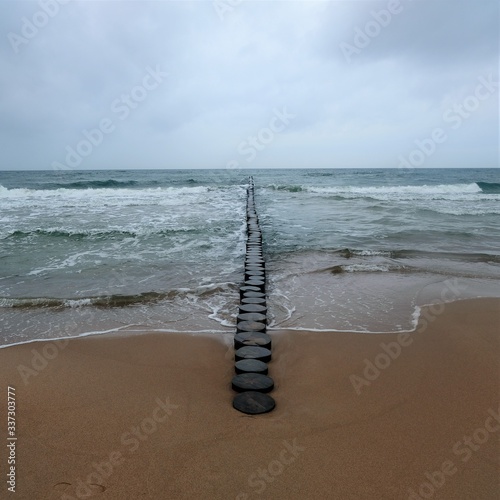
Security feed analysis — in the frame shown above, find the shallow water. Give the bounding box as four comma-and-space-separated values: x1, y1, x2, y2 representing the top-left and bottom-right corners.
1, 168, 499, 345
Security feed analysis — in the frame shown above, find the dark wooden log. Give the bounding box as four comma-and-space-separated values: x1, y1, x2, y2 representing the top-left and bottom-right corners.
232, 373, 274, 393
233, 392, 275, 414
235, 346, 271, 362
234, 331, 271, 349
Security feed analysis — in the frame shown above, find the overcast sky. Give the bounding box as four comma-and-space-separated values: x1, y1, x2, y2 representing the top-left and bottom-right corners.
0, 0, 498, 170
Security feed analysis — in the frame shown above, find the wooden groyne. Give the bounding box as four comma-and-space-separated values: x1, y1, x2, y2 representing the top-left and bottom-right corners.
232, 177, 276, 415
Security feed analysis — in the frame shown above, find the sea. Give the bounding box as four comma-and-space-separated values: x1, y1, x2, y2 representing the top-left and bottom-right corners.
0, 168, 499, 347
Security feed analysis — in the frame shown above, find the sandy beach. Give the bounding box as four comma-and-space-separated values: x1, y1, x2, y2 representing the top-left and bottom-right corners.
1, 298, 499, 499
1, 1, 499, 498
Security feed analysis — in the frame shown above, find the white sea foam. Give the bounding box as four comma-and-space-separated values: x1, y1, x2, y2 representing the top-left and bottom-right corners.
2, 169, 499, 344
63, 298, 93, 308
351, 249, 392, 257
0, 185, 225, 212
306, 183, 488, 200
430, 206, 500, 216
0, 184, 246, 245
342, 264, 392, 273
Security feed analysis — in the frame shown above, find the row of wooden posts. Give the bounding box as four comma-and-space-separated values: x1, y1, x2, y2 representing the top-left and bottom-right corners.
232, 177, 276, 415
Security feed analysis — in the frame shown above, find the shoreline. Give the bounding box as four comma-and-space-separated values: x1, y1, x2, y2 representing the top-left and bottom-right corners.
1, 295, 499, 349
0, 298, 498, 499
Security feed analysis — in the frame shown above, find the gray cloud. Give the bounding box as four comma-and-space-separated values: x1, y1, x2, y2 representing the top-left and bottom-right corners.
0, 0, 497, 170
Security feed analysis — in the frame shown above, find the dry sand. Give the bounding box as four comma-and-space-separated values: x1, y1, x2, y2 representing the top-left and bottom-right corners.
1, 298, 499, 499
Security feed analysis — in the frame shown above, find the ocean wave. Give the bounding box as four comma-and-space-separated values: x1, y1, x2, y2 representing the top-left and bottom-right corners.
422, 207, 500, 216
333, 248, 393, 258
1, 178, 203, 190
46, 179, 142, 189
330, 264, 395, 273
3, 227, 205, 240
307, 183, 483, 196
266, 184, 304, 192
0, 184, 210, 196
0, 185, 219, 213
261, 182, 498, 200
476, 181, 500, 193
0, 282, 237, 310
334, 248, 500, 263
306, 172, 334, 177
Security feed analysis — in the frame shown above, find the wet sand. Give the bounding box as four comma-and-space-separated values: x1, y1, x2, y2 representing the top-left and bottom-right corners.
0, 298, 499, 499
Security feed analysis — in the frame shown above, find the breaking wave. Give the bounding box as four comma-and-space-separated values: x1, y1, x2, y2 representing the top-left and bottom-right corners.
0, 282, 238, 310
